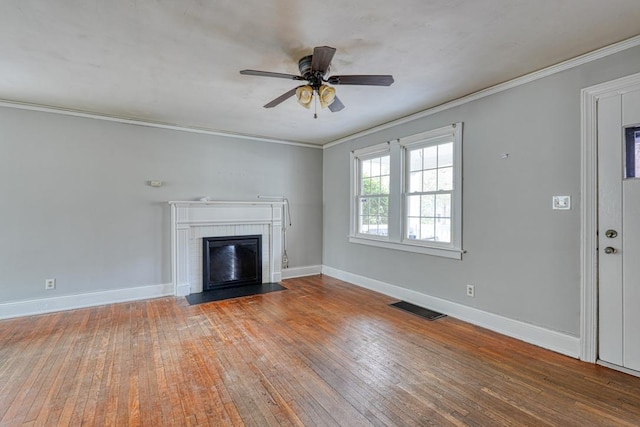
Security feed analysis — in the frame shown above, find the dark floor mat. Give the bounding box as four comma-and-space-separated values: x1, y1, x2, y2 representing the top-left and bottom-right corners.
390, 301, 447, 320
186, 283, 286, 305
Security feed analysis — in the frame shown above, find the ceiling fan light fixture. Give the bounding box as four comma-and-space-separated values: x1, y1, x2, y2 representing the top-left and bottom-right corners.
318, 85, 336, 109
296, 85, 313, 108
240, 46, 394, 114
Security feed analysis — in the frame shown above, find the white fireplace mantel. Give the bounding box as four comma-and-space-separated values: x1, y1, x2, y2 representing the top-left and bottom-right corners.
169, 200, 284, 296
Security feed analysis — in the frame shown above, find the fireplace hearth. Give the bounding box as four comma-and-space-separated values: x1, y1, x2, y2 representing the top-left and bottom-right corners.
203, 235, 262, 291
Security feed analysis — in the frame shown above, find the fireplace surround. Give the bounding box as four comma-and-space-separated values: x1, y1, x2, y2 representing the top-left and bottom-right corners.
169, 201, 284, 296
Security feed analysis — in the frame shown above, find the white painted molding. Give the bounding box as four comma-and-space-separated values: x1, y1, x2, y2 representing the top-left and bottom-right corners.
0, 100, 322, 149
281, 265, 322, 279
580, 71, 640, 363
322, 265, 580, 358
0, 283, 173, 320
2, 36, 638, 150
324, 34, 640, 150
580, 83, 599, 364
169, 200, 284, 295
177, 284, 191, 297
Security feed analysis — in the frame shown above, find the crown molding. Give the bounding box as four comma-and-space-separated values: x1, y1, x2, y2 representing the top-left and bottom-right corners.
0, 99, 322, 150
2, 34, 638, 151
323, 34, 640, 150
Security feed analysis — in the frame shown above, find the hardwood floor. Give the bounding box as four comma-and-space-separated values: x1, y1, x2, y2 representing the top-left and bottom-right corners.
2, 275, 640, 426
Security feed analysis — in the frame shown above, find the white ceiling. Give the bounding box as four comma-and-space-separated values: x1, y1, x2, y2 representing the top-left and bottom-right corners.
1, 1, 639, 146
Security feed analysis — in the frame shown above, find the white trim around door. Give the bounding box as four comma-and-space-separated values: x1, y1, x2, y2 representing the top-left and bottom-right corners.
580, 71, 640, 363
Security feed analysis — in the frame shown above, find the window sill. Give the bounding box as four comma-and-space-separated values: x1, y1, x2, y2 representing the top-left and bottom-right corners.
348, 235, 463, 260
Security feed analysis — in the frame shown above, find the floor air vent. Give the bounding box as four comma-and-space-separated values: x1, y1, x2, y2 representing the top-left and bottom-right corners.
390, 301, 446, 321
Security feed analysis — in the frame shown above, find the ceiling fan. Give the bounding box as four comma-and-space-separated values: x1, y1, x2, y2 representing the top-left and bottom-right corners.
240, 46, 394, 117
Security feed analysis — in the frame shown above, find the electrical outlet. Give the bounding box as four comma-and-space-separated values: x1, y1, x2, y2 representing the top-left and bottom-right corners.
466, 284, 475, 297
45, 278, 56, 290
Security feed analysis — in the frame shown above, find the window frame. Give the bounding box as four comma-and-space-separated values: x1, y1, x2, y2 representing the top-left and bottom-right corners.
350, 142, 391, 241
400, 125, 462, 253
349, 123, 463, 260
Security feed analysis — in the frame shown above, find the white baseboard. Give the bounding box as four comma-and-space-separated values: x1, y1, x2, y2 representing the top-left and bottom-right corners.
321, 265, 580, 358
0, 283, 174, 320
177, 283, 190, 296
281, 265, 322, 279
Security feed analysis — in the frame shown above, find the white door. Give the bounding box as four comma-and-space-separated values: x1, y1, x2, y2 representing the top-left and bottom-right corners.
598, 88, 640, 371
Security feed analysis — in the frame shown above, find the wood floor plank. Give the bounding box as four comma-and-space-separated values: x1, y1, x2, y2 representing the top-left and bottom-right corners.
2, 274, 640, 426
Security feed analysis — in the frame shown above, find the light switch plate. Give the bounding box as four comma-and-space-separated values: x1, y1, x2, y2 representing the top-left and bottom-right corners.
552, 195, 571, 210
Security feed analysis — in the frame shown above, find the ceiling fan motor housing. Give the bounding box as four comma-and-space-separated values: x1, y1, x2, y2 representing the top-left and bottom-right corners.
298, 55, 325, 89
298, 55, 313, 77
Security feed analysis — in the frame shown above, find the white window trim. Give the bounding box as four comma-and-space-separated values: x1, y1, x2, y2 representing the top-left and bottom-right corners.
350, 142, 391, 241
349, 123, 463, 260
400, 124, 463, 252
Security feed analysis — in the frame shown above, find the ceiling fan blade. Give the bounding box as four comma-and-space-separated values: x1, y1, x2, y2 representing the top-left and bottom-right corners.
240, 70, 303, 80
311, 46, 336, 74
327, 75, 394, 86
328, 96, 345, 112
263, 87, 299, 108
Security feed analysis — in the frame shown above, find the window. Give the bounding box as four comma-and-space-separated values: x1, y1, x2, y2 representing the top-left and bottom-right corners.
625, 126, 640, 178
358, 153, 390, 236
404, 138, 455, 244
351, 143, 391, 238
350, 123, 463, 259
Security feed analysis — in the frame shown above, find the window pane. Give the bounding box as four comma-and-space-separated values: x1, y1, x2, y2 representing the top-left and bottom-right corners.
625, 127, 640, 178
438, 142, 453, 167
360, 154, 390, 201
435, 194, 451, 218
379, 196, 389, 218
380, 155, 390, 175
371, 157, 381, 177
362, 159, 371, 178
362, 178, 371, 195
359, 196, 388, 236
408, 195, 420, 216
378, 218, 389, 236
435, 218, 451, 242
369, 223, 378, 234
407, 217, 420, 240
410, 149, 423, 172
368, 197, 378, 216
410, 171, 422, 193
438, 167, 453, 191
370, 177, 381, 194
380, 176, 390, 194
359, 198, 369, 219
423, 146, 437, 169
420, 218, 435, 240
421, 195, 435, 217
423, 169, 437, 192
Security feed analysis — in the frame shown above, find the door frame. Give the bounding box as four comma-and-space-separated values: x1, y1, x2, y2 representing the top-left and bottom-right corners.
580, 72, 640, 362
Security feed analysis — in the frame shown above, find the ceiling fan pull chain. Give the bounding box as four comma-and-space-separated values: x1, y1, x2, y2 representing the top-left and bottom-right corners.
314, 92, 318, 119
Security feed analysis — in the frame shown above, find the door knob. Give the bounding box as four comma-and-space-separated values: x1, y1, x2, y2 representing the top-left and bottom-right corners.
604, 246, 617, 254
605, 229, 618, 238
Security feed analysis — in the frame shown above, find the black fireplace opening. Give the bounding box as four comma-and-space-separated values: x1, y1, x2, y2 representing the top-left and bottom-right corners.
203, 235, 262, 291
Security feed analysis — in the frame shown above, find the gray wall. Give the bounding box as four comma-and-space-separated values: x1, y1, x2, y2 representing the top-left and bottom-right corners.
0, 107, 322, 303
323, 45, 640, 337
